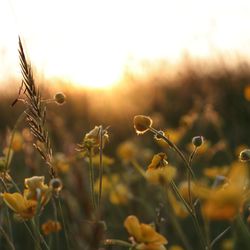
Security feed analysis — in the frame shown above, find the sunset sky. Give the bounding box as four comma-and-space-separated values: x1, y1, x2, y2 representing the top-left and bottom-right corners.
1, 0, 250, 89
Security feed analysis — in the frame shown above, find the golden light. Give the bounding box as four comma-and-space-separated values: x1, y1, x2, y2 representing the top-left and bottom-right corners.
1, 0, 250, 89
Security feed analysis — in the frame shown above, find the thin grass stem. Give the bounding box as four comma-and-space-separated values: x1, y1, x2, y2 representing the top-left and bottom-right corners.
149, 127, 195, 178
57, 196, 70, 250
98, 126, 103, 209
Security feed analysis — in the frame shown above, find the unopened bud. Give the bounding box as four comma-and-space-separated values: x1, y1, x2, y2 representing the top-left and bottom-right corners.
50, 178, 63, 194
239, 149, 250, 162
54, 92, 66, 105
192, 136, 204, 147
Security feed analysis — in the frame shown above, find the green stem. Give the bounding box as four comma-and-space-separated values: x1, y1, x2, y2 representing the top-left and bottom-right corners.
103, 239, 132, 248
149, 127, 195, 178
210, 226, 231, 248
170, 181, 208, 250
88, 149, 96, 211
98, 126, 103, 209
57, 197, 70, 250
52, 198, 59, 249
165, 190, 193, 250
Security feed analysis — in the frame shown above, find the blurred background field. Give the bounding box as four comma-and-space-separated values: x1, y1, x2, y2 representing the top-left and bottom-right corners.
1, 59, 250, 249
1, 1, 250, 249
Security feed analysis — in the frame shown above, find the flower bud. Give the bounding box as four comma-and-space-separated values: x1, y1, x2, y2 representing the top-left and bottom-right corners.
54, 92, 66, 105
50, 178, 63, 194
133, 115, 153, 135
192, 136, 204, 147
239, 149, 250, 162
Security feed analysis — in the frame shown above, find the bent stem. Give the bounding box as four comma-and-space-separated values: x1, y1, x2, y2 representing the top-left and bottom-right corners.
149, 127, 195, 178
170, 180, 207, 249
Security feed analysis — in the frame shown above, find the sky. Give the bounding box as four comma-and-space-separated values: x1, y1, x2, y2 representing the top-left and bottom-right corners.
1, 0, 250, 88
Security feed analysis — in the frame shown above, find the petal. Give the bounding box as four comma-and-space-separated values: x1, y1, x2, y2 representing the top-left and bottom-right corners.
124, 215, 142, 242
140, 224, 167, 244
2, 192, 26, 212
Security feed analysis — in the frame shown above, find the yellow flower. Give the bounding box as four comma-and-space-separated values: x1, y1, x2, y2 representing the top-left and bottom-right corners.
148, 153, 168, 169
169, 245, 184, 250
124, 215, 167, 250
196, 162, 249, 220
94, 174, 132, 205
11, 132, 23, 152
84, 126, 109, 149
203, 166, 229, 179
134, 115, 153, 135
117, 141, 138, 162
92, 154, 114, 166
2, 192, 37, 220
244, 84, 250, 101
2, 176, 52, 220
77, 126, 109, 156
110, 184, 131, 205
146, 153, 176, 185
41, 220, 62, 235
53, 153, 70, 173
24, 176, 52, 205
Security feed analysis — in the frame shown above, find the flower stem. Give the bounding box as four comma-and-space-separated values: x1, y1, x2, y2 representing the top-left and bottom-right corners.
57, 196, 71, 250
149, 127, 195, 178
98, 126, 103, 209
103, 239, 132, 248
88, 148, 96, 212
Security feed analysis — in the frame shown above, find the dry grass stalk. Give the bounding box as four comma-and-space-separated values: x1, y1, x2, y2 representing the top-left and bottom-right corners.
18, 37, 56, 178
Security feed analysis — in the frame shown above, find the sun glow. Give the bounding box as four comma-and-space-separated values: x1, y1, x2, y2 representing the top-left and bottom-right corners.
1, 0, 250, 89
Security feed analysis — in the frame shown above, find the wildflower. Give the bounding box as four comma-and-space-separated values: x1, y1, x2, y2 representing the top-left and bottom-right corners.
41, 220, 62, 235
244, 84, 250, 101
94, 174, 132, 205
2, 192, 37, 220
24, 176, 52, 205
196, 162, 249, 220
169, 245, 184, 250
134, 115, 153, 135
2, 176, 51, 220
192, 136, 204, 148
146, 153, 176, 185
10, 132, 23, 152
54, 92, 66, 105
203, 166, 229, 179
124, 215, 168, 250
53, 153, 70, 173
78, 126, 109, 155
239, 149, 250, 162
117, 141, 138, 162
110, 184, 131, 205
92, 154, 114, 166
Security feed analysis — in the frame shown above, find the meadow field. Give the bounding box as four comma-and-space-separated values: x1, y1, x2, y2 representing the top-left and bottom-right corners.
0, 40, 250, 250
